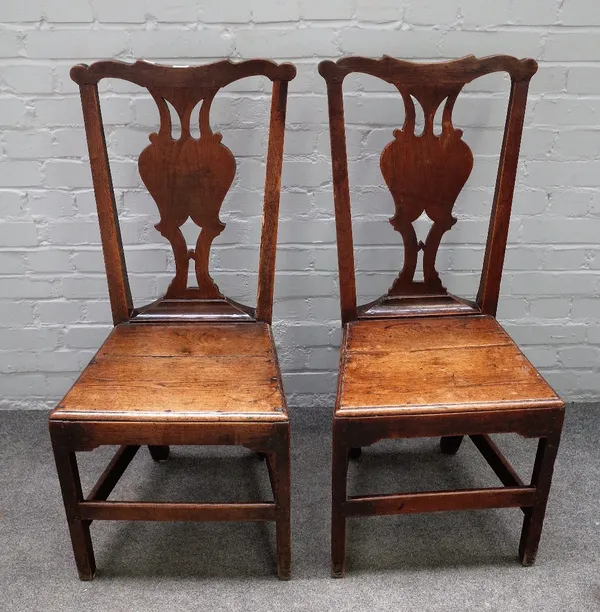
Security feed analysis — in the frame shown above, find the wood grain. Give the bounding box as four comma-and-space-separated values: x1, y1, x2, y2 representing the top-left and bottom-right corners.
73, 58, 295, 324
53, 57, 294, 581
78, 501, 277, 522
321, 54, 561, 577
96, 322, 272, 357
345, 486, 536, 516
337, 316, 562, 415
79, 84, 132, 325
52, 323, 286, 422
319, 54, 537, 318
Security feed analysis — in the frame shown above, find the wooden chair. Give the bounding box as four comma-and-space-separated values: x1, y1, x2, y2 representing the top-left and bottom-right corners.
49, 58, 295, 580
319, 55, 564, 577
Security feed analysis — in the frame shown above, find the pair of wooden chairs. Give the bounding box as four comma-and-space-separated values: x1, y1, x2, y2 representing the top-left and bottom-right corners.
49, 55, 564, 581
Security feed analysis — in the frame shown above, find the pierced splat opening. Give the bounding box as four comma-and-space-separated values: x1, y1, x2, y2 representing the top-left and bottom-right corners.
412, 211, 434, 283
410, 94, 425, 137
164, 98, 182, 139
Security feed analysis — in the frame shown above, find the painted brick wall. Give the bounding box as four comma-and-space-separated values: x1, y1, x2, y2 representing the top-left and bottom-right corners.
1, 0, 599, 410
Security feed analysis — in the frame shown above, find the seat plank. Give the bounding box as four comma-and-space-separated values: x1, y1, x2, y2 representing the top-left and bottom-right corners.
337, 316, 562, 416
51, 322, 286, 422
97, 322, 272, 357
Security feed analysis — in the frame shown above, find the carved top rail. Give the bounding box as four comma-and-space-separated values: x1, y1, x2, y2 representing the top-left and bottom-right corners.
73, 59, 295, 325
319, 54, 537, 323
318, 54, 537, 85
70, 58, 296, 88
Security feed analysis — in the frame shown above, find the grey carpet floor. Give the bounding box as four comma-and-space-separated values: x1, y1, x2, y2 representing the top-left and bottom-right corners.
0, 405, 599, 612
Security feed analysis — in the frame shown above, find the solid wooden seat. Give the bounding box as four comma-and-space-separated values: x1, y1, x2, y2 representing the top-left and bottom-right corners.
337, 316, 562, 417
49, 58, 295, 581
320, 54, 564, 577
51, 323, 287, 422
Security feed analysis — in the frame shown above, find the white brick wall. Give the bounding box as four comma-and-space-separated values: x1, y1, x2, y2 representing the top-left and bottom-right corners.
1, 0, 600, 409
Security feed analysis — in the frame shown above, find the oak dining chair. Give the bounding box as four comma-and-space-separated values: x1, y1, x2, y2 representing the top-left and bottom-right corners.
49, 58, 295, 580
319, 54, 564, 577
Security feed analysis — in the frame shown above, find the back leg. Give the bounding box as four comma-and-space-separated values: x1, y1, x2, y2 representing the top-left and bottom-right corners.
349, 447, 362, 459
440, 436, 463, 455
148, 445, 170, 461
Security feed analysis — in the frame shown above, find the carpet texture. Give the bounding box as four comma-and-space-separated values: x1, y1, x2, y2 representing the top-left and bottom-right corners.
0, 405, 598, 611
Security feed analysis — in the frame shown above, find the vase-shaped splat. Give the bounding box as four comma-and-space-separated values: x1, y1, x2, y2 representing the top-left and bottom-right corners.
138, 103, 236, 299
380, 98, 473, 296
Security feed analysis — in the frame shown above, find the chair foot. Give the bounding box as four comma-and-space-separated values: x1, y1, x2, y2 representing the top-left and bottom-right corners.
519, 507, 540, 566
440, 436, 464, 455
348, 447, 362, 459
77, 561, 96, 581
518, 432, 561, 567
519, 546, 536, 567
148, 445, 170, 462
331, 563, 345, 579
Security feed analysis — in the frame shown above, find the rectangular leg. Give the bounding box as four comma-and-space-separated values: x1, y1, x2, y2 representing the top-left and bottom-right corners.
273, 429, 291, 580
51, 438, 96, 580
331, 419, 348, 578
519, 429, 562, 566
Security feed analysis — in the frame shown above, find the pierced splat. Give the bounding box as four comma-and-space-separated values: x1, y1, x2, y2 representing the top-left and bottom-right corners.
380, 85, 473, 296
138, 87, 235, 299
319, 54, 538, 323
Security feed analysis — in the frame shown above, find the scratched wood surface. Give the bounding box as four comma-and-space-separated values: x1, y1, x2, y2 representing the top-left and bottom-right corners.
51, 323, 286, 422
337, 316, 562, 416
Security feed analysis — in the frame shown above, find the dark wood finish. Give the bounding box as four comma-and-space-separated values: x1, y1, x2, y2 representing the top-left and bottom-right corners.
132, 298, 255, 323
319, 54, 536, 322
50, 58, 294, 581
348, 447, 362, 459
137, 87, 236, 299
519, 431, 562, 565
358, 294, 480, 319
78, 84, 132, 325
79, 501, 277, 522
379, 86, 473, 297
470, 434, 524, 488
320, 54, 565, 576
50, 443, 96, 580
477, 79, 532, 317
148, 445, 169, 461
70, 58, 294, 324
345, 486, 536, 516
439, 435, 463, 455
87, 445, 140, 502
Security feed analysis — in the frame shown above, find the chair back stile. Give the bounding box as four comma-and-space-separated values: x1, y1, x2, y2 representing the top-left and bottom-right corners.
318, 55, 537, 324
71, 59, 296, 326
